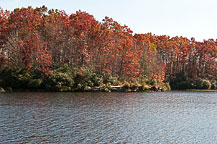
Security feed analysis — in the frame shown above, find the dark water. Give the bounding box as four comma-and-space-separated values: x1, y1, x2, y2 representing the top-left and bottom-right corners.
0, 91, 217, 144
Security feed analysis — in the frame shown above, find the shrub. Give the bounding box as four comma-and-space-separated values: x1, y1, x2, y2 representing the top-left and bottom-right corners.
211, 80, 217, 90
102, 73, 118, 85
0, 67, 30, 89
195, 79, 211, 89
73, 68, 95, 90
44, 71, 74, 91
170, 80, 192, 90
142, 83, 150, 91
91, 73, 103, 86
99, 83, 112, 92
28, 78, 43, 89
162, 82, 171, 91
145, 79, 157, 86
0, 67, 45, 90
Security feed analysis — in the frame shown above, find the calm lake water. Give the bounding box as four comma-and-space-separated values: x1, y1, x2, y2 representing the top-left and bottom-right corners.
0, 91, 217, 144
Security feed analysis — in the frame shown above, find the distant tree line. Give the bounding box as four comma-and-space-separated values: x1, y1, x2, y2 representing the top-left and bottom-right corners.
0, 6, 216, 90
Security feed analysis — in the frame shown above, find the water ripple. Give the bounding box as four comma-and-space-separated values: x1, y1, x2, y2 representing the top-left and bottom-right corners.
0, 91, 217, 143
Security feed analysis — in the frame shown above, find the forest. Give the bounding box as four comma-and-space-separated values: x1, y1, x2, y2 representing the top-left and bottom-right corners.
0, 6, 216, 92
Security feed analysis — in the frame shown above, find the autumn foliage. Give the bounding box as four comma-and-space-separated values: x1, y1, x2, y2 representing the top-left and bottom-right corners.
0, 6, 216, 85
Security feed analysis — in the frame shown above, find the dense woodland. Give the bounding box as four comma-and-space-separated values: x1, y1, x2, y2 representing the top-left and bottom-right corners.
0, 6, 216, 91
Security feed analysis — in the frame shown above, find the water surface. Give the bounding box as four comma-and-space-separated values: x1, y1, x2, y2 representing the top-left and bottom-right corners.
0, 91, 217, 143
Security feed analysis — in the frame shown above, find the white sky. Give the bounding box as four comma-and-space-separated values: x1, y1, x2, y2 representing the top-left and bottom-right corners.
1, 0, 217, 41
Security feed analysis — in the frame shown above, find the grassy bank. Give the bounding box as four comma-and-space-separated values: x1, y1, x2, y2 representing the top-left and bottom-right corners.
0, 65, 171, 92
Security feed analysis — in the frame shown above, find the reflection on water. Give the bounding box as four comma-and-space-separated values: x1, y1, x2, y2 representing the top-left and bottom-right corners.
0, 91, 217, 143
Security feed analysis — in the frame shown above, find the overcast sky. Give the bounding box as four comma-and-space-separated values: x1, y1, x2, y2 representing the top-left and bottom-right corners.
1, 0, 217, 41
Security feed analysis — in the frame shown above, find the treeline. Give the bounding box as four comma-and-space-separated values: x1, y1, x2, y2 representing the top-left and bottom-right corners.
135, 34, 217, 89
0, 6, 216, 91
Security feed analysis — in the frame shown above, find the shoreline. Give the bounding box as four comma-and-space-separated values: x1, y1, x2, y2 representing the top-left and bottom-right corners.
1, 87, 217, 93
185, 89, 217, 92
0, 85, 167, 93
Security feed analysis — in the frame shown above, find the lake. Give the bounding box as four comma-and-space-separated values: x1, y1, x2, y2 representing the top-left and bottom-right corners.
0, 91, 217, 143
